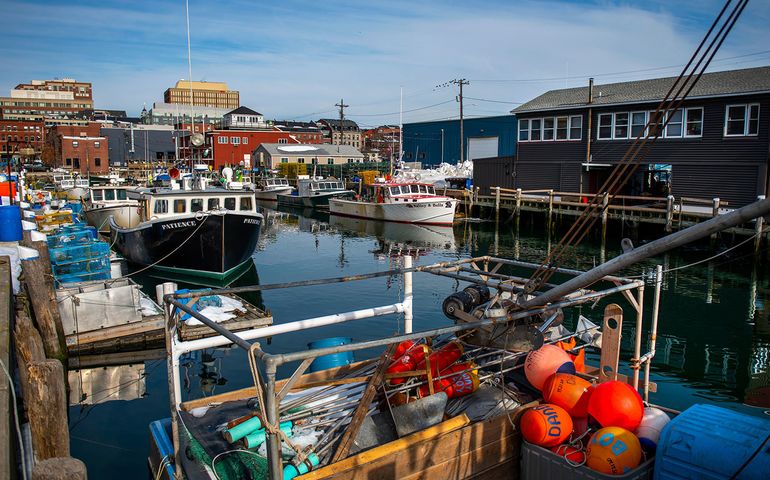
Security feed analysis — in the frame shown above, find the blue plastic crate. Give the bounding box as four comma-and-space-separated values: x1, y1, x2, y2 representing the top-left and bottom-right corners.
52, 256, 111, 276
55, 268, 111, 284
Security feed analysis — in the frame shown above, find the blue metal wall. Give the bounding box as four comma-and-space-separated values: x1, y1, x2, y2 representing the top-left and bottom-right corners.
402, 115, 517, 166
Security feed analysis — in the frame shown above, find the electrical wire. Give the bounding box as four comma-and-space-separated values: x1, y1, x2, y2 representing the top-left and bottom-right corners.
0, 359, 28, 480
348, 99, 455, 117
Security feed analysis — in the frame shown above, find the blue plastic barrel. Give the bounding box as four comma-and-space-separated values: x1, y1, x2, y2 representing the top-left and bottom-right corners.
307, 337, 354, 373
654, 404, 770, 479
0, 205, 22, 241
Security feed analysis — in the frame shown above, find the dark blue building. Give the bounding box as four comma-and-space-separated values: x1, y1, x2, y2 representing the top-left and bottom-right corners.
402, 115, 517, 166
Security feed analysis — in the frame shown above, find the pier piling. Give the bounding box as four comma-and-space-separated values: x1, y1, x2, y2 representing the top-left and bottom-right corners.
494, 186, 500, 224
31, 457, 87, 480
27, 359, 70, 460
21, 240, 66, 361
755, 195, 765, 254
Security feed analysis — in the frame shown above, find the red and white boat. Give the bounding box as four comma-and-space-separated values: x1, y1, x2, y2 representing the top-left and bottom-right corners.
329, 182, 457, 226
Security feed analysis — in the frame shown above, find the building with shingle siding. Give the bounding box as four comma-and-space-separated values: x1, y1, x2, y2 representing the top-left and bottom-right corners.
474, 66, 770, 207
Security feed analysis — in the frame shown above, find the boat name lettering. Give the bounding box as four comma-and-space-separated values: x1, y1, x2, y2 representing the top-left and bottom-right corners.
243, 218, 261, 224
407, 202, 450, 208
161, 220, 197, 230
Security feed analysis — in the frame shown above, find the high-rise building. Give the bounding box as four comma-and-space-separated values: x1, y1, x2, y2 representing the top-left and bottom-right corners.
163, 80, 239, 109
0, 78, 94, 126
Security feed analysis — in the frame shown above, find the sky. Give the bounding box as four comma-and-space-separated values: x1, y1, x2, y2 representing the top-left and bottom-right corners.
1, 0, 769, 127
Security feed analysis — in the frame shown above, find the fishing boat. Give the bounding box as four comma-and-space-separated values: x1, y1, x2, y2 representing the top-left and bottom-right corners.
82, 185, 141, 233
109, 186, 263, 279
277, 178, 355, 209
329, 182, 457, 225
252, 177, 294, 201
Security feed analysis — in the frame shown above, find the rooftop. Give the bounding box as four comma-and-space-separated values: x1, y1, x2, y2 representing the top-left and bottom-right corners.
513, 66, 770, 113
226, 106, 262, 116
171, 80, 232, 92
258, 143, 363, 157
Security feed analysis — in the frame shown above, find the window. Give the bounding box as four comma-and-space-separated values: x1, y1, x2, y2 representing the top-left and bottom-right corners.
72, 140, 79, 148
117, 190, 127, 200
94, 141, 100, 148
281, 157, 288, 164
685, 108, 703, 137
73, 158, 80, 168
208, 198, 220, 210
154, 200, 168, 214
311, 158, 318, 164
665, 110, 683, 138
278, 138, 288, 144
390, 187, 400, 195
92, 190, 103, 201
224, 197, 236, 210
242, 137, 248, 144
556, 117, 568, 140
598, 114, 613, 139
630, 112, 647, 138
173, 199, 186, 213
327, 158, 334, 165
410, 185, 419, 193
347, 159, 353, 164
530, 119, 542, 141
649, 111, 664, 138
66, 158, 72, 166
218, 136, 228, 144
231, 137, 240, 145
94, 158, 101, 166
725, 104, 760, 136
569, 115, 582, 140
240, 197, 252, 211
191, 198, 203, 212
542, 117, 555, 140
518, 119, 529, 141
104, 189, 115, 200
297, 157, 305, 163
614, 113, 629, 139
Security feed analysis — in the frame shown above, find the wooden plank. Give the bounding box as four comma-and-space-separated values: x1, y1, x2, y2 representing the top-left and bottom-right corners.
599, 304, 623, 383
0, 257, 12, 480
401, 435, 518, 480
468, 457, 517, 479
331, 344, 396, 463
298, 414, 471, 480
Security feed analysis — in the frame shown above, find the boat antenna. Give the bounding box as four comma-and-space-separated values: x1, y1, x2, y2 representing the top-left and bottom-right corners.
185, 0, 195, 174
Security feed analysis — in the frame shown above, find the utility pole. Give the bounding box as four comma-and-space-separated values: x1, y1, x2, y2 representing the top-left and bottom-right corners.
451, 78, 469, 165
335, 98, 349, 146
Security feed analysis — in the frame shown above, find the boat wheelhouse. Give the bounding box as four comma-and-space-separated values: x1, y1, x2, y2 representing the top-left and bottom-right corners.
277, 178, 355, 209
83, 186, 140, 233
253, 177, 294, 201
110, 188, 262, 279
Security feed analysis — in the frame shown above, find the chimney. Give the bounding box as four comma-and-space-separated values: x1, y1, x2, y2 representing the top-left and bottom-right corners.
588, 77, 594, 105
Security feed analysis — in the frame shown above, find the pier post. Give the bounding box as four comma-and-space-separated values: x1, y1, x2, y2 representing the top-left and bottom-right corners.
755, 195, 765, 254
21, 241, 66, 361
665, 195, 674, 232
547, 190, 554, 232
495, 186, 500, 224
403, 255, 413, 334
32, 458, 87, 480
710, 197, 721, 241
515, 188, 522, 230
601, 192, 609, 243
27, 359, 69, 460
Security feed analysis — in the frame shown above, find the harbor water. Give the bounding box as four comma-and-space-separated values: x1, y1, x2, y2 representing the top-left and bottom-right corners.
67, 206, 770, 479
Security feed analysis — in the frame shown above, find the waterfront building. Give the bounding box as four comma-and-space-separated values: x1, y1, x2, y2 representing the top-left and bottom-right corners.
253, 143, 364, 169
317, 119, 362, 148
142, 102, 231, 128
164, 80, 239, 109
402, 115, 517, 167
273, 120, 326, 144
0, 78, 94, 126
100, 124, 180, 166
0, 119, 46, 162
362, 125, 400, 164
473, 66, 770, 207
47, 122, 109, 174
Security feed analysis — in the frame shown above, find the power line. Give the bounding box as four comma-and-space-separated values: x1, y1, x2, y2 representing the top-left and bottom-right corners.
464, 96, 523, 105
347, 99, 455, 117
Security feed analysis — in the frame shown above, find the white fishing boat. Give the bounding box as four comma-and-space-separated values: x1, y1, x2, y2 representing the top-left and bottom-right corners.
277, 177, 355, 209
82, 185, 141, 233
252, 177, 294, 201
329, 182, 457, 226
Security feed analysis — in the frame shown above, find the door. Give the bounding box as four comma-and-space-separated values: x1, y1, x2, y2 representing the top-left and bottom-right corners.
467, 137, 499, 161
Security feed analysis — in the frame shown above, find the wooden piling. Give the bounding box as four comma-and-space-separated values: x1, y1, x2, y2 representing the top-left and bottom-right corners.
31, 458, 87, 480
21, 241, 66, 361
547, 190, 554, 232
665, 195, 674, 232
494, 186, 500, 224
601, 193, 609, 243
26, 359, 70, 461
14, 309, 46, 400
0, 257, 12, 480
710, 197, 721, 241
756, 195, 766, 254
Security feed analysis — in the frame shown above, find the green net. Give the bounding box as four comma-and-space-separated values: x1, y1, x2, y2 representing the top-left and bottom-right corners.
184, 426, 269, 479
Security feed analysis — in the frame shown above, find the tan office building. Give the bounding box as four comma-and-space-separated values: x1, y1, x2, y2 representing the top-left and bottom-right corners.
164, 80, 239, 109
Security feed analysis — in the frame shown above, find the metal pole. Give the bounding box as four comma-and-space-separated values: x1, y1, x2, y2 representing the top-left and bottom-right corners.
521, 196, 770, 309
264, 359, 283, 480
403, 255, 413, 334
644, 265, 663, 402
632, 285, 644, 390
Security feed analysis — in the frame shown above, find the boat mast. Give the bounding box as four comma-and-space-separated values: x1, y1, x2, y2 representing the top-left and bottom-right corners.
397, 86, 403, 175
185, 0, 195, 174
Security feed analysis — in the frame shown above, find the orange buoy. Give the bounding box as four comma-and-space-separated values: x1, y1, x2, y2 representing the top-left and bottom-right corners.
520, 404, 573, 447
417, 369, 479, 399
415, 341, 464, 378
386, 344, 429, 385
587, 381, 644, 431
551, 444, 586, 464
393, 340, 416, 360
524, 345, 575, 391
542, 373, 593, 417
585, 427, 642, 475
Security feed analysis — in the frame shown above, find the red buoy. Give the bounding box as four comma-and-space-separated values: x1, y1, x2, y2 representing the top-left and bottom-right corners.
551, 444, 586, 464
587, 381, 644, 431
520, 404, 573, 447
542, 373, 593, 417
524, 345, 575, 391
386, 344, 429, 385
415, 341, 464, 378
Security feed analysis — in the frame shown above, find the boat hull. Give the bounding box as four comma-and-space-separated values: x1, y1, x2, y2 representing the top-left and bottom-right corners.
84, 203, 141, 233
277, 190, 355, 209
254, 186, 294, 201
110, 212, 263, 278
328, 198, 457, 225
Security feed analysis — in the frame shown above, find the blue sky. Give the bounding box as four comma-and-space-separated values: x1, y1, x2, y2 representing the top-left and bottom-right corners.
1, 0, 768, 126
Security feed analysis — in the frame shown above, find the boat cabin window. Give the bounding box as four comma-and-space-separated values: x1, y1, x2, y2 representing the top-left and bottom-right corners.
400, 186, 410, 194
154, 200, 168, 214
240, 197, 252, 211
92, 190, 103, 201
390, 187, 399, 195
104, 189, 115, 201
410, 185, 419, 193
116, 189, 127, 200
191, 198, 204, 213
419, 185, 427, 194
208, 198, 220, 210
224, 197, 236, 210
173, 199, 186, 213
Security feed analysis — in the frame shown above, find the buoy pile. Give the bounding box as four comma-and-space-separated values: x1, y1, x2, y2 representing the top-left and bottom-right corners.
520, 346, 670, 475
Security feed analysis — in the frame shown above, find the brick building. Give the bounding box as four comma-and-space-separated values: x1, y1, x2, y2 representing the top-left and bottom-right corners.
273, 120, 326, 144
47, 122, 109, 174
362, 125, 400, 162
164, 80, 239, 109
0, 119, 46, 161
317, 119, 363, 148
0, 78, 94, 125
205, 130, 300, 169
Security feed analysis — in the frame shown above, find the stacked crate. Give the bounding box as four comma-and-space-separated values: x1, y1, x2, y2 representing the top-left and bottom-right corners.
47, 223, 111, 284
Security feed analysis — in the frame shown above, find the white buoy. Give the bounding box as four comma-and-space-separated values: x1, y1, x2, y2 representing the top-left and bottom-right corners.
635, 407, 671, 453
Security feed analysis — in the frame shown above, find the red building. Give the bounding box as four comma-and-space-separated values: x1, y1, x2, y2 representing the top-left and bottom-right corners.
207, 130, 299, 169
47, 122, 109, 174
0, 119, 46, 161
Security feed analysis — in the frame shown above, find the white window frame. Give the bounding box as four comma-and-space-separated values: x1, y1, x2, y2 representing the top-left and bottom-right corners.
231, 136, 240, 145
630, 111, 647, 138
542, 117, 555, 141
518, 119, 530, 142
278, 138, 288, 144
530, 118, 542, 141
597, 113, 613, 140
684, 107, 703, 138
664, 109, 683, 138
568, 115, 582, 140
613, 112, 630, 140
724, 103, 760, 137
217, 136, 228, 144
242, 137, 248, 144
555, 116, 569, 141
